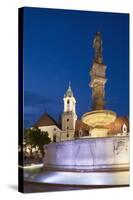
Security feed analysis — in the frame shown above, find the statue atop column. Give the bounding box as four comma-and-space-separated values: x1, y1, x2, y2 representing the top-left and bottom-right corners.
90, 32, 106, 110
93, 32, 103, 64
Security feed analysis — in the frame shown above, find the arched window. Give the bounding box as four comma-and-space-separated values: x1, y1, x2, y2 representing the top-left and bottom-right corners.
53, 134, 56, 143
79, 129, 83, 137
122, 123, 127, 134
67, 100, 70, 104
67, 133, 69, 138
67, 127, 69, 138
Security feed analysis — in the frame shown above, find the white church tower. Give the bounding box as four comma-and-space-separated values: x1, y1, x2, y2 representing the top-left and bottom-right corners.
61, 82, 77, 140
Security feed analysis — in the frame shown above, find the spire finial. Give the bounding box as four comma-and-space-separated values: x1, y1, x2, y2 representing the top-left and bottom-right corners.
64, 81, 73, 97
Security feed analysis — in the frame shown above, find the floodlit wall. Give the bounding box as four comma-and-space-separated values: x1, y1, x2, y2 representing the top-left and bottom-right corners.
44, 136, 129, 170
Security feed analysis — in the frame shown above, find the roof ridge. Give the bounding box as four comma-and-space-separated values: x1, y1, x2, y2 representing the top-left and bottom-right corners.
33, 112, 59, 128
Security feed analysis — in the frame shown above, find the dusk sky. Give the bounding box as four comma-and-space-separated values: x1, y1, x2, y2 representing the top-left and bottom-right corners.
23, 7, 129, 128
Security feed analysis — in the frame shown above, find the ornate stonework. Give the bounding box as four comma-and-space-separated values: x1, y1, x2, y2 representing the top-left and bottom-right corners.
93, 32, 103, 64
90, 63, 107, 110
90, 32, 107, 110
82, 32, 116, 137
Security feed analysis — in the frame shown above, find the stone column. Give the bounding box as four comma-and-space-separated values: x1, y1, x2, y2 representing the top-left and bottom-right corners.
89, 62, 107, 110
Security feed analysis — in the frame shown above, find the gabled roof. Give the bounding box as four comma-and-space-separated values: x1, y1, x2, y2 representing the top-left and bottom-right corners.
33, 113, 59, 128
75, 119, 90, 132
106, 116, 129, 135
75, 119, 90, 137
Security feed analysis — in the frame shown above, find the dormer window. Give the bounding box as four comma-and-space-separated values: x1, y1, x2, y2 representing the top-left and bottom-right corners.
122, 123, 127, 134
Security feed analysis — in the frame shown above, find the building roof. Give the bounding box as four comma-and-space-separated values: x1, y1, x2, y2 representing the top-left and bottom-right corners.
74, 119, 90, 137
106, 116, 129, 135
75, 119, 90, 132
33, 113, 60, 128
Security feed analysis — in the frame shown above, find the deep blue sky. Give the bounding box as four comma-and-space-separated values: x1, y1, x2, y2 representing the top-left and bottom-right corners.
23, 7, 129, 128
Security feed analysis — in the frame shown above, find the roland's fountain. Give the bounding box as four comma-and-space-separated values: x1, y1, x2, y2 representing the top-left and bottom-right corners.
82, 32, 116, 137
25, 33, 129, 187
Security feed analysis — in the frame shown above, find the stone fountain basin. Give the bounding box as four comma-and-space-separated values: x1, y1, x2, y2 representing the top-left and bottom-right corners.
82, 110, 116, 127
43, 136, 129, 170
23, 136, 129, 187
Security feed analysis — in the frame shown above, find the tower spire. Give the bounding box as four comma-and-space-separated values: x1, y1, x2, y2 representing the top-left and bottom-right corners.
65, 82, 73, 97
69, 81, 71, 88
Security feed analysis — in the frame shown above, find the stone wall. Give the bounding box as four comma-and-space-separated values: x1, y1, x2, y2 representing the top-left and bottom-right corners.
43, 136, 129, 170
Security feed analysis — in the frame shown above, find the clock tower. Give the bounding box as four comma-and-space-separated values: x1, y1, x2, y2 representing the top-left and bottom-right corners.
61, 83, 77, 139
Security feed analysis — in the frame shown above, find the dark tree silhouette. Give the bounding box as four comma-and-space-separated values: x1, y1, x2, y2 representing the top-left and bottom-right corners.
24, 127, 51, 156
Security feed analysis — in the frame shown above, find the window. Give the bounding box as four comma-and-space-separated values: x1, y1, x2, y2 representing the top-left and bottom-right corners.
67, 119, 69, 122
122, 123, 127, 134
67, 100, 70, 104
53, 134, 56, 143
79, 130, 82, 136
67, 127, 69, 138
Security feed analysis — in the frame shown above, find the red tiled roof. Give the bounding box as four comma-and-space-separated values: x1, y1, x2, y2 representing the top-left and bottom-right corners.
33, 113, 59, 127
74, 120, 90, 137
75, 119, 90, 131
106, 116, 129, 135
